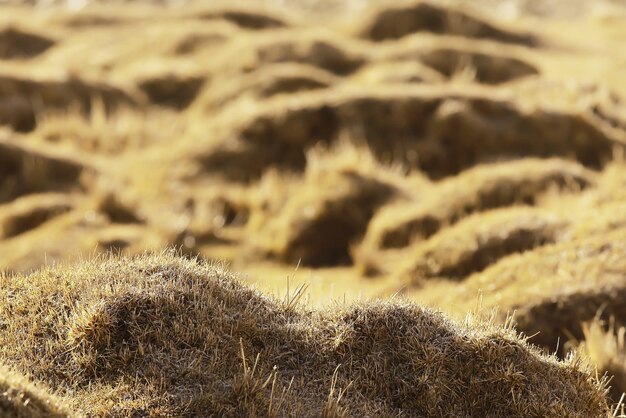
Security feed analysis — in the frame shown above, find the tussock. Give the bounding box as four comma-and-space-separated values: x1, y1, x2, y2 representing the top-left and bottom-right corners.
0, 193, 74, 239
360, 207, 566, 279
0, 135, 90, 203
0, 252, 611, 416
416, 46, 537, 84
213, 87, 622, 181
379, 35, 539, 84
421, 229, 626, 353
0, 365, 69, 418
355, 60, 446, 85
33, 105, 181, 154
360, 158, 594, 252
137, 73, 205, 109
0, 26, 55, 60
197, 63, 338, 111
358, 0, 536, 45
189, 6, 290, 30
0, 73, 140, 131
170, 24, 238, 55
96, 192, 145, 224
213, 30, 368, 76
252, 146, 404, 266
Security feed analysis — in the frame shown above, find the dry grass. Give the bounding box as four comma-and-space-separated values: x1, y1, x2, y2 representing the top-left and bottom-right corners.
578, 319, 626, 406
0, 251, 612, 417
414, 228, 626, 355
0, 366, 69, 418
1, 0, 626, 414
361, 206, 567, 280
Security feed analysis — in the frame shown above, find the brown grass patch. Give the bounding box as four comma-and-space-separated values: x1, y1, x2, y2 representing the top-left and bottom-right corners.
0, 134, 91, 203
0, 365, 69, 418
0, 252, 610, 416
420, 229, 626, 354
0, 26, 55, 60
358, 0, 536, 45
362, 207, 566, 280
360, 158, 593, 254
0, 73, 141, 132
0, 193, 74, 239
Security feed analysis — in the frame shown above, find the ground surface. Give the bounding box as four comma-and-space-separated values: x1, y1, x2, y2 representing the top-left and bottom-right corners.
0, 0, 626, 416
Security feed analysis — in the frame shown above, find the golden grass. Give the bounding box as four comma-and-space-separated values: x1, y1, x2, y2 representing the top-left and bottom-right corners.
0, 365, 69, 418
0, 251, 612, 417
578, 319, 626, 406
1, 0, 626, 414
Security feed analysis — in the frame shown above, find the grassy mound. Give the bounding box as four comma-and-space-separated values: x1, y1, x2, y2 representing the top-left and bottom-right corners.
245, 144, 414, 267
360, 207, 566, 280
0, 366, 69, 418
0, 73, 140, 132
0, 252, 610, 417
359, 158, 594, 253
358, 0, 536, 45
378, 35, 538, 85
0, 193, 74, 239
0, 26, 55, 60
136, 73, 206, 109
355, 60, 445, 85
420, 229, 626, 353
0, 134, 90, 203
211, 30, 367, 77
208, 87, 622, 182
197, 63, 338, 111
189, 5, 290, 30
253, 169, 400, 266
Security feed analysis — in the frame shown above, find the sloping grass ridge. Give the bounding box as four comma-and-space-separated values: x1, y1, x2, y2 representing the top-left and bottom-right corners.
0, 252, 610, 417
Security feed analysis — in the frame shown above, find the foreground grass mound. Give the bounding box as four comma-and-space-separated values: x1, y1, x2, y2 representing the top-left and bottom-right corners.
0, 252, 610, 417
0, 366, 69, 418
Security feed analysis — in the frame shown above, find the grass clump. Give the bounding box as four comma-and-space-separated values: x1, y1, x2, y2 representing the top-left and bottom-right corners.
0, 365, 69, 418
359, 158, 593, 254
358, 0, 536, 45
419, 228, 626, 354
250, 144, 408, 266
360, 206, 566, 280
578, 319, 626, 406
0, 251, 611, 417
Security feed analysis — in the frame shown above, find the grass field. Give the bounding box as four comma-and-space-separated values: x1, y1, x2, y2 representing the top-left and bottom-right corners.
1, 0, 626, 416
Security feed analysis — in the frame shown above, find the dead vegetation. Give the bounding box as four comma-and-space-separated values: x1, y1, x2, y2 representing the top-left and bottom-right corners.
359, 158, 594, 256
418, 228, 626, 354
0, 73, 140, 132
358, 0, 537, 45
0, 26, 55, 60
0, 134, 91, 203
1, 0, 626, 414
0, 365, 69, 418
377, 35, 539, 85
0, 193, 74, 239
0, 252, 611, 417
137, 73, 205, 109
578, 319, 626, 405
364, 207, 566, 280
